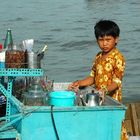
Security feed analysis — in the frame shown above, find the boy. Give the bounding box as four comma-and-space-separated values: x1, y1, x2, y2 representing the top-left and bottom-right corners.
68, 20, 128, 140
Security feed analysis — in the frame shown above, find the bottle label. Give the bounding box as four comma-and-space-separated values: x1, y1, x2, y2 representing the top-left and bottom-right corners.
0, 62, 5, 68
0, 51, 5, 62
0, 51, 5, 68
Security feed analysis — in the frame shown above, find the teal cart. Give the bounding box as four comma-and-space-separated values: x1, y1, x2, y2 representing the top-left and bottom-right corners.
0, 68, 127, 140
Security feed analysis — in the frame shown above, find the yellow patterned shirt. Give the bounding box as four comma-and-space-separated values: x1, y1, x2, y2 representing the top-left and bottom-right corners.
90, 47, 125, 102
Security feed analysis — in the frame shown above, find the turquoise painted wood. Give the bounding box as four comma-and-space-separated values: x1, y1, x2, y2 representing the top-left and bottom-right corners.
17, 104, 126, 140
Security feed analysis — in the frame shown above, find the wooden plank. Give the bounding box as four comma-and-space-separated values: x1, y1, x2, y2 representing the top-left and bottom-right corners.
124, 103, 140, 136
138, 119, 140, 135
135, 103, 140, 119
129, 136, 140, 140
125, 104, 131, 119
124, 120, 133, 136
130, 103, 140, 136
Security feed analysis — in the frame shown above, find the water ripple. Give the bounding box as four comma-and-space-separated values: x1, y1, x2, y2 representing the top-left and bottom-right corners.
0, 0, 140, 102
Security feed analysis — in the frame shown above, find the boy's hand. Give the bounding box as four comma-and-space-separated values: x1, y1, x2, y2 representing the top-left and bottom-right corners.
98, 89, 106, 102
68, 80, 80, 93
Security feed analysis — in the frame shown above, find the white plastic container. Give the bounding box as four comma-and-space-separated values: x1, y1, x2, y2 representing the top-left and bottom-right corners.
0, 44, 5, 68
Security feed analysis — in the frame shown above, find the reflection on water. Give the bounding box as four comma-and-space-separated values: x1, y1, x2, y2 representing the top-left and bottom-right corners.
0, 0, 140, 103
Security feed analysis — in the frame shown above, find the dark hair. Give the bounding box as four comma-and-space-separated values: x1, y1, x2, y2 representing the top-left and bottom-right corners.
94, 20, 120, 39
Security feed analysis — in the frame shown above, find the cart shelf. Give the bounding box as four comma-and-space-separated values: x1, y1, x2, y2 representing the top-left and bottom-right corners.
0, 68, 44, 139
0, 68, 43, 77
0, 122, 19, 139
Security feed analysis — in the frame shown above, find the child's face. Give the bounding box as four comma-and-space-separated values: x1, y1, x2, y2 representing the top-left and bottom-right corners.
97, 35, 119, 54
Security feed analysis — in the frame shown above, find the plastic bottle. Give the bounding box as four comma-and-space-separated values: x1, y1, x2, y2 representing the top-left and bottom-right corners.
0, 44, 5, 68
4, 29, 13, 49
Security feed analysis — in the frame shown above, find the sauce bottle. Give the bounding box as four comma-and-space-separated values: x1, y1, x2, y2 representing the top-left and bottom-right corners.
4, 29, 13, 49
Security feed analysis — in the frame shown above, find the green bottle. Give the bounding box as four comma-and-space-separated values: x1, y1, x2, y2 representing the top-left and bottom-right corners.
4, 29, 13, 49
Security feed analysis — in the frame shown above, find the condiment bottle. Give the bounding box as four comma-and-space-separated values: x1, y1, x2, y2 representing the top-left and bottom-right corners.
0, 44, 5, 68
5, 44, 25, 68
4, 29, 13, 49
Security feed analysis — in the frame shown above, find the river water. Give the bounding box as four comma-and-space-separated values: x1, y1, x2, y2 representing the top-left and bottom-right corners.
0, 0, 140, 103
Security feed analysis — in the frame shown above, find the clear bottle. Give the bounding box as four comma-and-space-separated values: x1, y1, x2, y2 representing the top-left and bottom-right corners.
4, 29, 13, 49
23, 77, 47, 106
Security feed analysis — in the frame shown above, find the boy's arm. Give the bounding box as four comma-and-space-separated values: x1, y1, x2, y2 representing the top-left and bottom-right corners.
68, 76, 94, 91
78, 76, 94, 87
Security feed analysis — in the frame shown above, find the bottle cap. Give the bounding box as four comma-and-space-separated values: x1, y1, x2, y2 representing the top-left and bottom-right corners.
13, 44, 17, 50
0, 44, 3, 50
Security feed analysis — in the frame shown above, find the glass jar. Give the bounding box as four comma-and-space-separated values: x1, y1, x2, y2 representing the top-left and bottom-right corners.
23, 77, 47, 106
5, 44, 25, 68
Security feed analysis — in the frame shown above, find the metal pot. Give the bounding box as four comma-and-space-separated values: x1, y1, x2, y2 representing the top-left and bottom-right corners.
80, 93, 102, 107
86, 93, 102, 106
